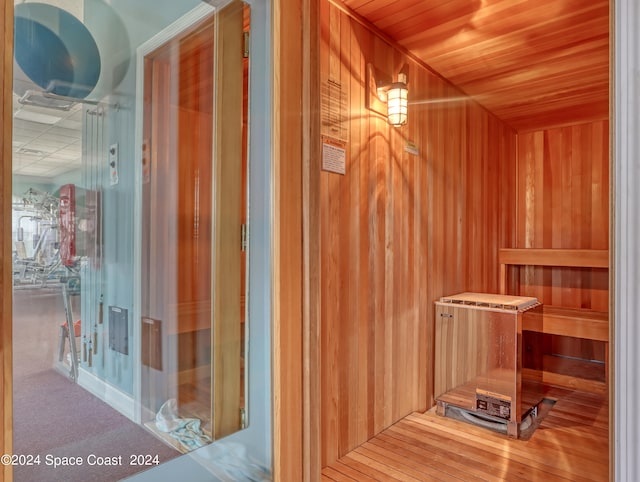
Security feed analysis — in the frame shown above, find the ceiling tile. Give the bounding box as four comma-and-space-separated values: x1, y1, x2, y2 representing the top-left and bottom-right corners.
47, 126, 83, 139
36, 135, 79, 148
57, 119, 83, 130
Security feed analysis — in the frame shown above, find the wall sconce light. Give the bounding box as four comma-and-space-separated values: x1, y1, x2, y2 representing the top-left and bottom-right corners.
366, 64, 409, 127
386, 72, 408, 127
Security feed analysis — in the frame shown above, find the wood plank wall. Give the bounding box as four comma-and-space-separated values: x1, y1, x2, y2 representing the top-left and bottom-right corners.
1, 0, 13, 480
516, 121, 609, 309
319, 0, 517, 467
515, 121, 609, 366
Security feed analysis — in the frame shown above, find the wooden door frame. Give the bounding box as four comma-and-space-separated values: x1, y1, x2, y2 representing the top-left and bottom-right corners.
271, 0, 303, 478
1, 1, 13, 481
271, 0, 321, 479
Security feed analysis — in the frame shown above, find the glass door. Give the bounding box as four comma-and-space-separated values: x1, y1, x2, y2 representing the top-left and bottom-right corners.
139, 1, 247, 449
10, 1, 253, 480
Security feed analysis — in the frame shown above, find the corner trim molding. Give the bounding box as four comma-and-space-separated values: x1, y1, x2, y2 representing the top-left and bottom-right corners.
614, 0, 640, 480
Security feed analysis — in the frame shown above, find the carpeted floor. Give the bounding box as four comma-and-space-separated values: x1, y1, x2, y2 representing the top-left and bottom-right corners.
12, 289, 180, 482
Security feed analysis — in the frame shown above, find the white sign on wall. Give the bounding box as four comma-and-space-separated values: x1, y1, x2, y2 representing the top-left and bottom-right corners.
321, 136, 346, 175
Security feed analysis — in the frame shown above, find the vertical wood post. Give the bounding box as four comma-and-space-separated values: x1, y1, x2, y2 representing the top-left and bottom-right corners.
1, 0, 13, 480
272, 0, 304, 480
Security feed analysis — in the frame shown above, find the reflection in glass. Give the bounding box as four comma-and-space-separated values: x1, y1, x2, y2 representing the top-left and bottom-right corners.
11, 1, 250, 479
140, 1, 248, 450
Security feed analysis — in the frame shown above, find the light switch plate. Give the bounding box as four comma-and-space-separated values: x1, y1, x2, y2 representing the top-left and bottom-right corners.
109, 143, 119, 185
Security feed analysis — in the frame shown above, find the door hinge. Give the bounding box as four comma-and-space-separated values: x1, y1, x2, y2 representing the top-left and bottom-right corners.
241, 223, 248, 251
243, 31, 250, 58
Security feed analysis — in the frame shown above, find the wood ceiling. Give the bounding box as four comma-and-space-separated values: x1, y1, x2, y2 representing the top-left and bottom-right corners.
341, 0, 610, 132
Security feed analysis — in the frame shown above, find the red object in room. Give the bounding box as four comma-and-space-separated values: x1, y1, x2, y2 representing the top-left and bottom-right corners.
59, 183, 76, 267
59, 184, 102, 267
61, 319, 82, 337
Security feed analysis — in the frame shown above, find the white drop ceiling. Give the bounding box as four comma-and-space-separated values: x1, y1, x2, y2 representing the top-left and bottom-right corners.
12, 93, 84, 179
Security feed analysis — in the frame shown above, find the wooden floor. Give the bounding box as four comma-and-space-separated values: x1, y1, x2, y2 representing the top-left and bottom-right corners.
322, 386, 608, 481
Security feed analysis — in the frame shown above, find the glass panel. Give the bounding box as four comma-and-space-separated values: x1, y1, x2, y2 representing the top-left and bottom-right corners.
139, 1, 248, 448
140, 16, 218, 447
11, 1, 256, 480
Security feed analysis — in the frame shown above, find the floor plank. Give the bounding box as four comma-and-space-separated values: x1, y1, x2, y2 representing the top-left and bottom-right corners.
322, 388, 608, 481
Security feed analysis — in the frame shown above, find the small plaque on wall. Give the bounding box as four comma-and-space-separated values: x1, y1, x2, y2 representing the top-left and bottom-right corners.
321, 78, 349, 141
321, 136, 347, 175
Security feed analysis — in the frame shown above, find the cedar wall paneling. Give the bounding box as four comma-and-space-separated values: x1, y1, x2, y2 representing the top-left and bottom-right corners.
515, 121, 609, 364
273, 0, 304, 478
319, 1, 517, 466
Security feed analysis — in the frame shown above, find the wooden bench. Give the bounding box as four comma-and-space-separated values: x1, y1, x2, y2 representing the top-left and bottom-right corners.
499, 248, 609, 393
523, 305, 608, 342
499, 248, 608, 293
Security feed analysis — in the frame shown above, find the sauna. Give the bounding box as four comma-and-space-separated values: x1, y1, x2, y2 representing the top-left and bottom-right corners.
312, 0, 610, 479
5, 0, 637, 480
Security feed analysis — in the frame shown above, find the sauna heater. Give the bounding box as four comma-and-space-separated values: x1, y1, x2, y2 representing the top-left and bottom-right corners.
434, 292, 544, 438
